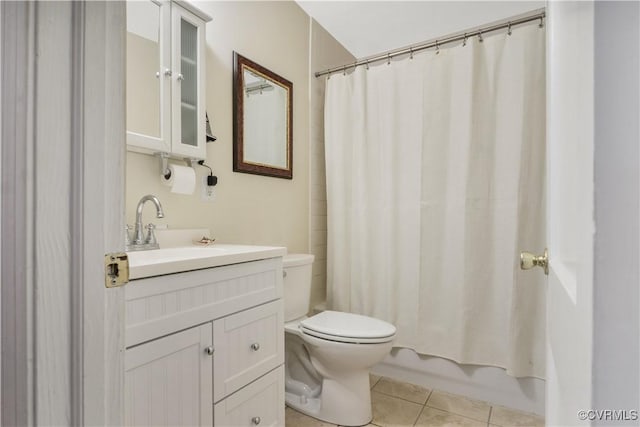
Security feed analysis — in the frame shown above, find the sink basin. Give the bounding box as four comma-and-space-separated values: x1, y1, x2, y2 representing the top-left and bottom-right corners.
127, 244, 287, 279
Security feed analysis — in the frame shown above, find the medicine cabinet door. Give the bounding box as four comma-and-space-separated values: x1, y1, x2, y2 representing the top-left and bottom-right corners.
126, 0, 172, 154
170, 4, 207, 159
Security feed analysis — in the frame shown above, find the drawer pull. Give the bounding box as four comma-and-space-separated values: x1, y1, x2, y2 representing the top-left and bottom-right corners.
204, 346, 214, 356
250, 342, 260, 351
251, 416, 261, 425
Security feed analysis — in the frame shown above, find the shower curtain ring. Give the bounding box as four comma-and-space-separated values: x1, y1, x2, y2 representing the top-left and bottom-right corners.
365, 60, 370, 70
343, 65, 347, 76
435, 41, 440, 54
462, 33, 467, 47
409, 47, 414, 60
508, 23, 512, 36
387, 53, 391, 65
539, 17, 544, 28
478, 32, 484, 43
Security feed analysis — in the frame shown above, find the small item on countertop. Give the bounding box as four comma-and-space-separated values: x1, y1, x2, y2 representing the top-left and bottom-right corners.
193, 236, 216, 246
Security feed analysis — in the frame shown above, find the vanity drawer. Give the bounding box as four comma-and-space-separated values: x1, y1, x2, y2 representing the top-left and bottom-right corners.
214, 366, 284, 427
125, 257, 282, 348
213, 300, 284, 402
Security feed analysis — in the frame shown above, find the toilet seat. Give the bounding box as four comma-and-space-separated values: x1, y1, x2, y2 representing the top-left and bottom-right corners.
300, 311, 396, 344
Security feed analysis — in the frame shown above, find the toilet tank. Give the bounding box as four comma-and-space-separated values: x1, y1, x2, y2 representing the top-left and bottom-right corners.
283, 253, 315, 322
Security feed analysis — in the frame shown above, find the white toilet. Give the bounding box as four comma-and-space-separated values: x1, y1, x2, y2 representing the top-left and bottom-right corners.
283, 254, 396, 426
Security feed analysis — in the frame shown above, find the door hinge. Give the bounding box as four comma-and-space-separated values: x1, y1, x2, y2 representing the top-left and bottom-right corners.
105, 252, 129, 288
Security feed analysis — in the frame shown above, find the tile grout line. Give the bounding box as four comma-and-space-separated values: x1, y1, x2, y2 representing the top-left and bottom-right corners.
372, 376, 433, 406
371, 389, 432, 406
423, 391, 494, 426
431, 388, 500, 421
369, 375, 382, 390
413, 400, 429, 427
424, 388, 434, 405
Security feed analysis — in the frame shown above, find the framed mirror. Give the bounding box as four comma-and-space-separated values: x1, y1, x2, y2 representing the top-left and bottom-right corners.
233, 52, 293, 179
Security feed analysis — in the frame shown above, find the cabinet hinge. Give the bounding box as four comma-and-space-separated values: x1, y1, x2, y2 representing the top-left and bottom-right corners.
105, 252, 129, 288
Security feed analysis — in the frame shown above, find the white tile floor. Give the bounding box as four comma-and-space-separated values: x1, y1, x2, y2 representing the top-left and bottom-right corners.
285, 374, 545, 427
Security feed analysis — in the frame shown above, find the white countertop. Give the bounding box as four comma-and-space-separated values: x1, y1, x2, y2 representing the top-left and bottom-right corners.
127, 244, 287, 279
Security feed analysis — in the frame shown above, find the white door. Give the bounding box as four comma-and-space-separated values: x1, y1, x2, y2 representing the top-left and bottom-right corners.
544, 2, 594, 425
1, 2, 127, 425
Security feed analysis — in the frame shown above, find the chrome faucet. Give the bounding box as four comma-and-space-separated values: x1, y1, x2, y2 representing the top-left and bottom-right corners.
127, 194, 165, 251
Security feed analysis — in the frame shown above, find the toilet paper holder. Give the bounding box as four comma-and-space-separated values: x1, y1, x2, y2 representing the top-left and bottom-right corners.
157, 152, 201, 178
157, 152, 217, 191
158, 152, 173, 179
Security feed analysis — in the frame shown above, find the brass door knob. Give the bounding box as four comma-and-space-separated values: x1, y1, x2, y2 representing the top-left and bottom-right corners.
520, 248, 549, 275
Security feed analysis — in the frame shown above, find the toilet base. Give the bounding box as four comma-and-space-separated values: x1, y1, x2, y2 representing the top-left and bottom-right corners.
285, 372, 373, 427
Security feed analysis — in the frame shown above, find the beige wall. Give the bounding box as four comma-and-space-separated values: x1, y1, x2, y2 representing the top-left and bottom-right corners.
126, 1, 354, 306
308, 20, 355, 309
126, 3, 353, 306
127, 1, 312, 252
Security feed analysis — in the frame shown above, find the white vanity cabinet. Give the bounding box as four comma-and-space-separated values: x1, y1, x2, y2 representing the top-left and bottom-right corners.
126, 0, 211, 160
124, 257, 285, 426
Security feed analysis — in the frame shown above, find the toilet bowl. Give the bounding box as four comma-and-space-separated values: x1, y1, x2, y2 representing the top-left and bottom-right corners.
283, 254, 396, 426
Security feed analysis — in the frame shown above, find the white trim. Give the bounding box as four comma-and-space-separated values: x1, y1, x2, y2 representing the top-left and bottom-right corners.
0, 2, 4, 422
70, 3, 86, 423
174, 0, 212, 23
82, 2, 126, 424
1, 2, 36, 425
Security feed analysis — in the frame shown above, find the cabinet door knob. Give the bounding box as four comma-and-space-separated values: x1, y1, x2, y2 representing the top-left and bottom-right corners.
177, 73, 184, 82
250, 342, 260, 351
204, 346, 214, 356
251, 416, 261, 425
163, 68, 172, 77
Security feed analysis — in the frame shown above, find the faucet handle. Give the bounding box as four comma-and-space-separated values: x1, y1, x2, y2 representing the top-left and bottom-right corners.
144, 223, 159, 248
124, 224, 132, 247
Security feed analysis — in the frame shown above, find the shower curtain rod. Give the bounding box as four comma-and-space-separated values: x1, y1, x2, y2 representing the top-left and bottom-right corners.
314, 9, 546, 78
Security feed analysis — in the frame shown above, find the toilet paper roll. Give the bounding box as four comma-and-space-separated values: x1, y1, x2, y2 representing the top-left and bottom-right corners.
161, 164, 196, 195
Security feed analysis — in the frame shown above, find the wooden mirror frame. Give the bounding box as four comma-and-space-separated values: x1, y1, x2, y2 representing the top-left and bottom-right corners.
233, 52, 293, 179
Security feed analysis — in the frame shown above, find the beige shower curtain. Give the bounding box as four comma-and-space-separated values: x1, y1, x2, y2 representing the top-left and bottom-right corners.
325, 24, 546, 378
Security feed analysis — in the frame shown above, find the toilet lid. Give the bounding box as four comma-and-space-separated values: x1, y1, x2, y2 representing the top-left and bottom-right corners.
300, 311, 396, 344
